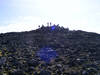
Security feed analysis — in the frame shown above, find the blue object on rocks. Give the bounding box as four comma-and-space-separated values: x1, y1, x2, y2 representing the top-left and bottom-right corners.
37, 47, 58, 63
51, 26, 56, 30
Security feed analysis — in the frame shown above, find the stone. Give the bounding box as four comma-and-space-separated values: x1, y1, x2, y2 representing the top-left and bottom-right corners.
0, 57, 6, 66
39, 70, 51, 75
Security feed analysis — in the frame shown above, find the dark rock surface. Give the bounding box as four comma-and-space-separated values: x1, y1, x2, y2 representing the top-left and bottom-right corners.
0, 25, 100, 75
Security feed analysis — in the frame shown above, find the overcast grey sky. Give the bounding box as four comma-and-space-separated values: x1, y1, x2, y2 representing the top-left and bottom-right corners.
0, 0, 100, 33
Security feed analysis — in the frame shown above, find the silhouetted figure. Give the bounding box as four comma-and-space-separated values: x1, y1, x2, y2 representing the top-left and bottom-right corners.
47, 22, 49, 26
50, 22, 52, 26
38, 25, 40, 28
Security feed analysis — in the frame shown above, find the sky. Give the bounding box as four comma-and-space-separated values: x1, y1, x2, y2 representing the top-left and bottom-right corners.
0, 0, 100, 33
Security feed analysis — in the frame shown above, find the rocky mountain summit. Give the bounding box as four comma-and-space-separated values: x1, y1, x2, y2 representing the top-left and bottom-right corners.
0, 25, 100, 75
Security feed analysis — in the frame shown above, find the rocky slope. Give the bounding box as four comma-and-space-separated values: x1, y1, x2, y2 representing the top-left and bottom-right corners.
0, 25, 100, 75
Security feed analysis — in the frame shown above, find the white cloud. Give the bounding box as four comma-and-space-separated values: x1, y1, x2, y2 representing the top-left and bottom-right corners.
0, 24, 36, 33
0, 16, 99, 34
0, 16, 59, 33
0, 16, 42, 33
